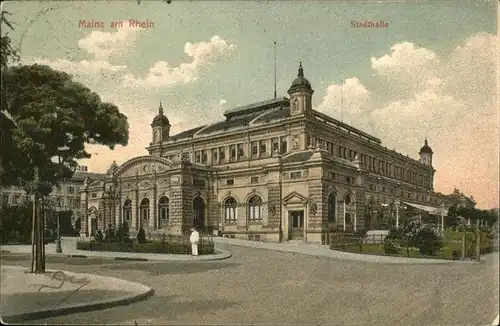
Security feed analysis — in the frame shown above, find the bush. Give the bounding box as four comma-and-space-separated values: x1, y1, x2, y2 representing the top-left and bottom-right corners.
137, 227, 147, 243
353, 228, 369, 238
383, 239, 400, 254
415, 227, 443, 255
95, 229, 104, 243
386, 228, 403, 241
76, 237, 216, 255
452, 250, 460, 260
105, 224, 115, 242
115, 222, 131, 243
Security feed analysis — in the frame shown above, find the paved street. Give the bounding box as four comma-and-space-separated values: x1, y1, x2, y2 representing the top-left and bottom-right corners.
1, 244, 498, 325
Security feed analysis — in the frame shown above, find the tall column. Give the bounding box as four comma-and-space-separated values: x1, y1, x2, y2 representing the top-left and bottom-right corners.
81, 184, 89, 237
118, 180, 123, 227
152, 172, 158, 230
135, 176, 140, 231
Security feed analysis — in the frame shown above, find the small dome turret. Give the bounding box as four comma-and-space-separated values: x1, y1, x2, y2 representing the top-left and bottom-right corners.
151, 101, 170, 126
419, 138, 433, 155
288, 62, 312, 92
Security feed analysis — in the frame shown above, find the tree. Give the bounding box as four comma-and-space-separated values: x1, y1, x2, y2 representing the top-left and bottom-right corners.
2, 64, 129, 189
0, 9, 19, 70
1, 11, 129, 273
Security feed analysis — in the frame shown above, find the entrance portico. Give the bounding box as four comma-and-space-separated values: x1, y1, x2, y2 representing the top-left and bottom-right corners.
282, 191, 309, 241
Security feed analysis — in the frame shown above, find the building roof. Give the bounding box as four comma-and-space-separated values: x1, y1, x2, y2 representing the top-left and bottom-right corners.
73, 171, 105, 181
223, 97, 290, 119
169, 98, 290, 140
170, 126, 206, 141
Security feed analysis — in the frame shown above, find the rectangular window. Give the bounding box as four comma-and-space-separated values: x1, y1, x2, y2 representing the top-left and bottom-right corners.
329, 172, 336, 180
68, 186, 75, 194
212, 148, 218, 164
193, 179, 206, 187
219, 147, 225, 162
230, 145, 237, 161
290, 171, 302, 179
259, 140, 267, 158
250, 176, 259, 184
195, 151, 201, 163
280, 136, 288, 154
251, 141, 259, 158
237, 143, 244, 160
337, 146, 342, 157
201, 150, 208, 164
226, 179, 234, 186
346, 176, 352, 184
272, 138, 279, 155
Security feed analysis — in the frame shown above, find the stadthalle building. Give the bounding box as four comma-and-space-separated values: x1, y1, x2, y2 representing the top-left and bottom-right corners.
81, 63, 444, 243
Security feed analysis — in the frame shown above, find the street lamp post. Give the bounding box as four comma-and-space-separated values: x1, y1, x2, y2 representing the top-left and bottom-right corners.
56, 200, 62, 253
395, 199, 400, 228
55, 144, 70, 254
278, 154, 283, 242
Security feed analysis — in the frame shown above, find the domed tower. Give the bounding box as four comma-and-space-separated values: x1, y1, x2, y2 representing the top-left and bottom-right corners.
419, 138, 433, 166
151, 101, 171, 145
287, 62, 314, 117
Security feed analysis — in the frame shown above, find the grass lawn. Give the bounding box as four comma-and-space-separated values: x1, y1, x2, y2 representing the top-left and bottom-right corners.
333, 242, 466, 260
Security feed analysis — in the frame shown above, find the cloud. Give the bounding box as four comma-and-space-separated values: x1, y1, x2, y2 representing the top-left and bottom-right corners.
317, 77, 373, 132
319, 33, 498, 208
22, 58, 127, 75
122, 35, 236, 88
78, 22, 142, 59
78, 96, 194, 172
371, 42, 439, 74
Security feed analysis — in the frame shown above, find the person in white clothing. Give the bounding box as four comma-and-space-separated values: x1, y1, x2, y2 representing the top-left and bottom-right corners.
189, 227, 200, 256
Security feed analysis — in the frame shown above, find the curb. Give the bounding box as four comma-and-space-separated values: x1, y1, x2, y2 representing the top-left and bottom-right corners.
1, 268, 155, 323
3, 249, 232, 262
3, 288, 155, 323
214, 239, 487, 265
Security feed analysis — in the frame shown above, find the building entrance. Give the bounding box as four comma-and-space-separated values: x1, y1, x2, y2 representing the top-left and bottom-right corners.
288, 210, 304, 240
193, 196, 205, 230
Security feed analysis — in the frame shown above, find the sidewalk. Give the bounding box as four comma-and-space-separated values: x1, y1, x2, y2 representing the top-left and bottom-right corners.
0, 237, 231, 262
0, 265, 154, 323
213, 237, 489, 265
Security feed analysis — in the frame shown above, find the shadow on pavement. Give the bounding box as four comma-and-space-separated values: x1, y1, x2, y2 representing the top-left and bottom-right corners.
2, 288, 131, 321
99, 261, 241, 276
32, 294, 240, 325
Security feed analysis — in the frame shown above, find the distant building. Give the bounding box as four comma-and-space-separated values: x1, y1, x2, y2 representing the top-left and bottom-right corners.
1, 167, 104, 223
81, 63, 455, 243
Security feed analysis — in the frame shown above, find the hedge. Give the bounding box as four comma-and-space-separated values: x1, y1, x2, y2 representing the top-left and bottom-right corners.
76, 239, 215, 255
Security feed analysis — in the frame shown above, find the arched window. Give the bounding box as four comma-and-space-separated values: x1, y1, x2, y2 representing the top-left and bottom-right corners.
248, 195, 262, 222
158, 196, 169, 220
344, 193, 353, 206
123, 199, 132, 223
140, 198, 150, 221
224, 197, 237, 223
328, 193, 336, 222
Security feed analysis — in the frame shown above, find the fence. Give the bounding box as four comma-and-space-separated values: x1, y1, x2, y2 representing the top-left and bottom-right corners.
327, 230, 496, 259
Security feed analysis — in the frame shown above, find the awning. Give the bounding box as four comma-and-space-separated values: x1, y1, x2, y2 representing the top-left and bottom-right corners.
402, 201, 448, 216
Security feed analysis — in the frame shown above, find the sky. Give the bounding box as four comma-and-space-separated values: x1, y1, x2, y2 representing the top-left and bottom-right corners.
4, 0, 499, 209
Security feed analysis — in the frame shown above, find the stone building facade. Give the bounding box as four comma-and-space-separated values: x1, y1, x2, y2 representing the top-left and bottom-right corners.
2, 168, 103, 225
81, 63, 451, 243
